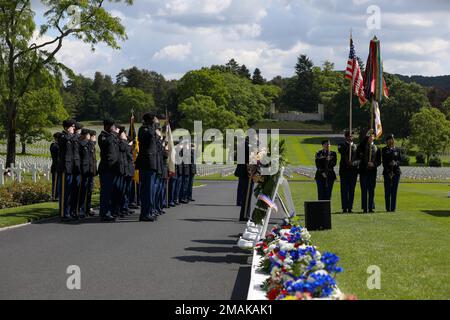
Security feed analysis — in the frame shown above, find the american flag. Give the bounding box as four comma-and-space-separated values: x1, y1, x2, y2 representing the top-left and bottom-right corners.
345, 38, 367, 105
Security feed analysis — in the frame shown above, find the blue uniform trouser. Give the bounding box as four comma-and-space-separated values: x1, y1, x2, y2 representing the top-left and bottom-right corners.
181, 175, 190, 201
120, 176, 132, 212
169, 177, 177, 205
239, 178, 254, 221
51, 172, 59, 200
360, 172, 377, 211
140, 170, 156, 218
78, 174, 92, 216
71, 174, 81, 215
58, 172, 73, 218
340, 173, 357, 210
236, 176, 247, 206
186, 175, 195, 200
100, 173, 120, 217
175, 175, 184, 202
154, 176, 162, 212
384, 174, 400, 212
316, 179, 334, 201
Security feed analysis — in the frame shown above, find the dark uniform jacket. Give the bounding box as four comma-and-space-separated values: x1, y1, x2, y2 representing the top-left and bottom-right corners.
135, 125, 158, 171
50, 142, 59, 173
338, 141, 358, 176
382, 146, 402, 176
357, 141, 381, 175
234, 138, 250, 178
79, 140, 96, 176
189, 148, 197, 176
314, 150, 337, 181
156, 137, 163, 176
72, 133, 81, 175
98, 130, 120, 174
118, 139, 132, 177
57, 131, 75, 174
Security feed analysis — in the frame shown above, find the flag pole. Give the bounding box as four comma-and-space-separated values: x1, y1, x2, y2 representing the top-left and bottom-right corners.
348, 30, 353, 162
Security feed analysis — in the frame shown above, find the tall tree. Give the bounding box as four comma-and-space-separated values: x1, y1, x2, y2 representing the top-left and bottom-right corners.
238, 64, 251, 80
294, 54, 319, 112
252, 68, 265, 85
0, 0, 132, 167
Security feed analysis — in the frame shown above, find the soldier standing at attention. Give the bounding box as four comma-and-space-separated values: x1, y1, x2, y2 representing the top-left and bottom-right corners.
314, 140, 337, 201
71, 122, 83, 219
58, 119, 76, 222
86, 130, 98, 216
50, 132, 61, 201
77, 129, 95, 219
357, 130, 382, 213
186, 143, 197, 202
135, 113, 159, 222
338, 131, 359, 213
382, 134, 402, 212
117, 126, 134, 217
98, 119, 120, 222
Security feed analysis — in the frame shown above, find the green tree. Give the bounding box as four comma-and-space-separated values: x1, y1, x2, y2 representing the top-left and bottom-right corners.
112, 87, 155, 122
252, 68, 265, 85
441, 97, 450, 120
0, 0, 132, 167
382, 75, 431, 138
17, 87, 68, 154
294, 54, 319, 112
238, 64, 251, 80
410, 107, 450, 164
178, 95, 247, 132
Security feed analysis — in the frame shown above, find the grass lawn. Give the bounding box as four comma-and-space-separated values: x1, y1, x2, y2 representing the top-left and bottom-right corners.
287, 181, 450, 299
282, 135, 340, 166
253, 120, 332, 131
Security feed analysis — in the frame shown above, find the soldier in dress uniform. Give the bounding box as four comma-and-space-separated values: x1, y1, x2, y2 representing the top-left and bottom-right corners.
50, 132, 61, 201
314, 140, 337, 201
77, 129, 96, 219
117, 126, 134, 217
58, 119, 76, 222
338, 131, 359, 213
135, 113, 159, 222
154, 125, 166, 215
185, 143, 197, 202
235, 136, 254, 222
357, 130, 381, 213
69, 122, 83, 218
86, 130, 97, 216
98, 119, 120, 222
382, 134, 402, 212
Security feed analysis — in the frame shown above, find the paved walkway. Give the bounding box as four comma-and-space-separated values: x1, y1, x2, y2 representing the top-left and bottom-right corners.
0, 181, 252, 300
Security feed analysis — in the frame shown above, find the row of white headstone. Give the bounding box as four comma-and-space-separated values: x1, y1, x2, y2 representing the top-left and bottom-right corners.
0, 163, 51, 186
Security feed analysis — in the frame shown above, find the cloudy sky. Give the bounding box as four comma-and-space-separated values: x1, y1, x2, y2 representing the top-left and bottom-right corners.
32, 0, 450, 80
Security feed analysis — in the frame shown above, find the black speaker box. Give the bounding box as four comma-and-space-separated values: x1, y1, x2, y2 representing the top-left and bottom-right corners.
304, 201, 331, 231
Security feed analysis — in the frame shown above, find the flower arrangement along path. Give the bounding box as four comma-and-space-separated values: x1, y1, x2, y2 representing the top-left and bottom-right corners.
0, 181, 254, 300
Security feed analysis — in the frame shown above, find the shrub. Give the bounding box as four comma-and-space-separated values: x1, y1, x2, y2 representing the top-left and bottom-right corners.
0, 182, 51, 209
416, 152, 426, 164
429, 156, 442, 167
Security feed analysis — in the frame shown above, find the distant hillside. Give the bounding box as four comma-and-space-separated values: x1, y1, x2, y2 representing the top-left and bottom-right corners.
395, 74, 450, 91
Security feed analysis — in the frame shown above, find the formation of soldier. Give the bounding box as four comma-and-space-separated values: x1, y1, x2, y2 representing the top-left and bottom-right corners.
51, 114, 196, 223
315, 130, 402, 213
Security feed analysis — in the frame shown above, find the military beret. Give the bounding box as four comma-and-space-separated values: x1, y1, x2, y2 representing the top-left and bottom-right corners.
143, 113, 156, 124
344, 130, 354, 138
75, 122, 84, 130
385, 134, 395, 142
89, 130, 97, 136
81, 128, 91, 136
118, 126, 126, 134
103, 118, 115, 128
62, 119, 76, 128
322, 140, 330, 145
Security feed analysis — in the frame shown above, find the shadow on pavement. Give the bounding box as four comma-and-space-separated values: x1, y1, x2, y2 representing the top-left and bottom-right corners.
230, 266, 251, 300
173, 254, 249, 264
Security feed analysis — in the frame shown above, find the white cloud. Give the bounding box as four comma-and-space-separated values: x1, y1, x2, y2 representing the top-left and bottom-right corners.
152, 43, 192, 61
157, 0, 233, 16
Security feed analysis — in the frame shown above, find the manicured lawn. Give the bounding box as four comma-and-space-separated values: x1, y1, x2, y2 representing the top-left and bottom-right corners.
287, 181, 450, 299
282, 135, 340, 166
253, 120, 332, 131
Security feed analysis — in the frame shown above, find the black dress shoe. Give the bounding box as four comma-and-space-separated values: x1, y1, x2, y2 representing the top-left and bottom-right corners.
343, 209, 348, 213
61, 217, 72, 223
348, 210, 353, 213
363, 210, 368, 214
139, 215, 155, 222
180, 200, 188, 204
369, 210, 375, 213
188, 198, 195, 202
101, 215, 116, 222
